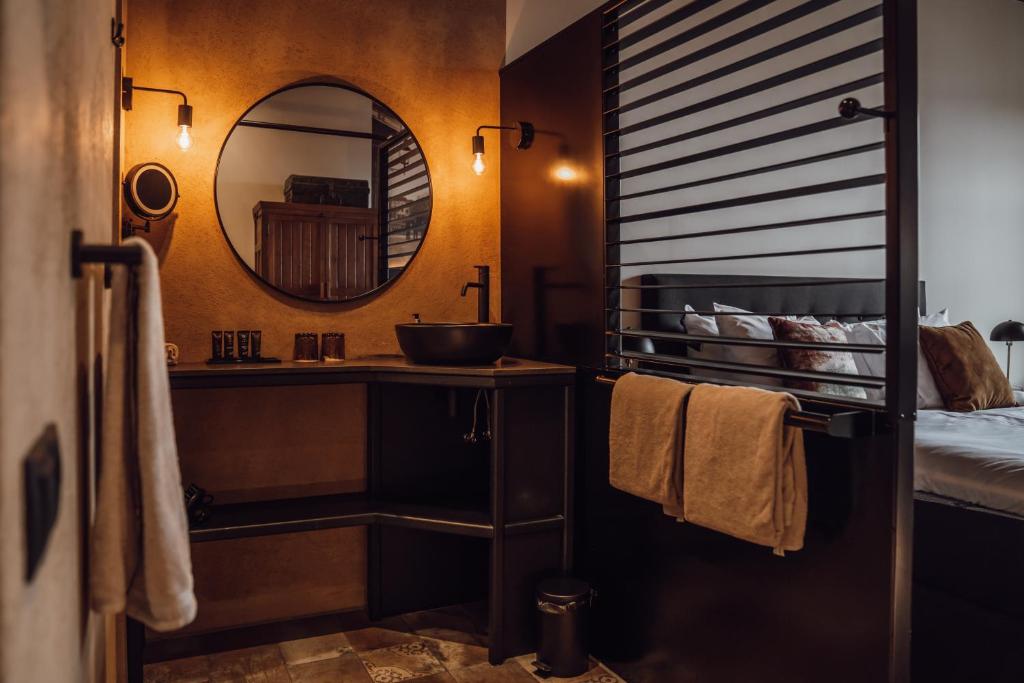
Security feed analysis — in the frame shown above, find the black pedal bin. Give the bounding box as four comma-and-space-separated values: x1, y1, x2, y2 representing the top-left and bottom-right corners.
535, 578, 593, 678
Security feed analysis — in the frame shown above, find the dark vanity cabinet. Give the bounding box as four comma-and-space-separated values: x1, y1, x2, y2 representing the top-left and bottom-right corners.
151, 358, 575, 672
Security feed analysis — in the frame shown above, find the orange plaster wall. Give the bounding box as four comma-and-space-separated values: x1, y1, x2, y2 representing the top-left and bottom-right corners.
125, 0, 505, 362
123, 0, 505, 630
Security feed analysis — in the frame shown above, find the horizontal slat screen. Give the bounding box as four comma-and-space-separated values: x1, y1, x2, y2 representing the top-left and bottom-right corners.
604, 0, 888, 406
381, 133, 430, 277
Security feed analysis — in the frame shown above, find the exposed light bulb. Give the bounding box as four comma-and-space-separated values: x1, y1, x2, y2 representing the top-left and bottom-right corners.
472, 152, 485, 175
176, 124, 192, 151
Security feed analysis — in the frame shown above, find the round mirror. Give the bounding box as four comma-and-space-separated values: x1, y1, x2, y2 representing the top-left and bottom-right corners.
215, 82, 431, 302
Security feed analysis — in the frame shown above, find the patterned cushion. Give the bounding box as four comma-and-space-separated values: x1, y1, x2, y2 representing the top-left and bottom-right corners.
768, 318, 867, 399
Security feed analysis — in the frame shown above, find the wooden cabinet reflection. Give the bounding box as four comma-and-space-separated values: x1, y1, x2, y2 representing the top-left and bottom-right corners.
253, 200, 378, 300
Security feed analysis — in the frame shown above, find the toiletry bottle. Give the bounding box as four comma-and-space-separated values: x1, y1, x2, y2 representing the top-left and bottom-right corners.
238, 331, 250, 359
212, 331, 223, 360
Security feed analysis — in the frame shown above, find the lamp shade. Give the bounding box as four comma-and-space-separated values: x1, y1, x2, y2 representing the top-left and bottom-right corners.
990, 320, 1024, 342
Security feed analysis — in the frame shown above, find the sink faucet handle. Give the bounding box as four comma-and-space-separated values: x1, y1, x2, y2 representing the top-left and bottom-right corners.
412, 313, 421, 324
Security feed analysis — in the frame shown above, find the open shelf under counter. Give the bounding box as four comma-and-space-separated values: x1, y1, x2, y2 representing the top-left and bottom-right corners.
190, 492, 568, 544
161, 352, 574, 667
169, 355, 576, 390
189, 493, 500, 543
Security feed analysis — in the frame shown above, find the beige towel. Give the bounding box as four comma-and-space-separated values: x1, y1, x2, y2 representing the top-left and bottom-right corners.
609, 372, 693, 514
90, 238, 197, 631
682, 384, 807, 555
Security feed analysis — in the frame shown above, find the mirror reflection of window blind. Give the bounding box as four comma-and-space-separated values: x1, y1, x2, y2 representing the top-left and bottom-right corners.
604, 0, 888, 404
381, 133, 430, 277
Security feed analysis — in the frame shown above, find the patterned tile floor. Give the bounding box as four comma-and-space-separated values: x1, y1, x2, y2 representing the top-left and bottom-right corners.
144, 604, 626, 683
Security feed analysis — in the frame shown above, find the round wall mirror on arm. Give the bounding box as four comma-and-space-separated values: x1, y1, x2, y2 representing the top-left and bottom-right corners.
214, 82, 432, 302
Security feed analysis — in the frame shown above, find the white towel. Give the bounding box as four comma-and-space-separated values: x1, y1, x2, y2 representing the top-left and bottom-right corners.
90, 238, 197, 631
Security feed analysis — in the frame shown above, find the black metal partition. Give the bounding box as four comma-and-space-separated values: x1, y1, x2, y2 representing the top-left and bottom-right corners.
498, 2, 917, 679
597, 1, 918, 680
601, 0, 916, 428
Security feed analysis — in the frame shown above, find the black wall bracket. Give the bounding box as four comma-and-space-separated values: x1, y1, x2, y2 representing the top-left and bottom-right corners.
838, 97, 895, 120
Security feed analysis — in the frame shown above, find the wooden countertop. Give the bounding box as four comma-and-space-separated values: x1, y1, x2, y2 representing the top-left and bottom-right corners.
169, 355, 576, 389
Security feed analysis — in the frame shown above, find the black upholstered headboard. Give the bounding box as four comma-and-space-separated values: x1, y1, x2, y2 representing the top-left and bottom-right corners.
636, 274, 926, 356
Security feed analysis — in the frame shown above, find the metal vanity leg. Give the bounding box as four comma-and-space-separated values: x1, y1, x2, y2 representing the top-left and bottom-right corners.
127, 616, 145, 683
562, 384, 575, 574
488, 388, 506, 665
367, 383, 383, 621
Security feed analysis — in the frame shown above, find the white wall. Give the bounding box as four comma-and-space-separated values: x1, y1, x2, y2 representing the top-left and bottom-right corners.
505, 0, 605, 64
919, 0, 1024, 385
598, 0, 887, 331
0, 0, 114, 680
574, 0, 1024, 386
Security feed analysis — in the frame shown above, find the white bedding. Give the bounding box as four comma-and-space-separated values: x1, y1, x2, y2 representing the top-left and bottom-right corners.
915, 397, 1024, 516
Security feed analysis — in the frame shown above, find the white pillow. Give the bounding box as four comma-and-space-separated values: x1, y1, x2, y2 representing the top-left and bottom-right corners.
917, 309, 950, 408
681, 305, 720, 362
713, 303, 779, 385
712, 304, 816, 387
840, 309, 951, 406
844, 321, 887, 402
682, 305, 740, 382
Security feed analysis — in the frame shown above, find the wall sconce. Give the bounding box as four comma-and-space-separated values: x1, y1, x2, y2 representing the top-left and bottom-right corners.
552, 164, 578, 182
471, 121, 534, 175
121, 77, 194, 150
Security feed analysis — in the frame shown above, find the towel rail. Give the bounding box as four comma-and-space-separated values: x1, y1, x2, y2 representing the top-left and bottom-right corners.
594, 374, 872, 438
70, 229, 143, 280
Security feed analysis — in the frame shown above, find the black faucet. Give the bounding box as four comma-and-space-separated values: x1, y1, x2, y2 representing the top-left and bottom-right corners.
460, 265, 490, 323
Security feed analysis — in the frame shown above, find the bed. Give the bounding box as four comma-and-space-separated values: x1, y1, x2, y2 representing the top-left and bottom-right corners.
631, 273, 1024, 677
634, 273, 1023, 518
916, 400, 1024, 518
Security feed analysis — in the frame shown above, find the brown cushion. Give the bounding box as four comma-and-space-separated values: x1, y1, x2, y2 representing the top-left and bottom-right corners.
919, 321, 1015, 411
768, 317, 866, 399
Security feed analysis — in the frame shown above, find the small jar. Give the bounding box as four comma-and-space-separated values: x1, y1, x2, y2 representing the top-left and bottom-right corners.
321, 333, 345, 362
293, 332, 318, 362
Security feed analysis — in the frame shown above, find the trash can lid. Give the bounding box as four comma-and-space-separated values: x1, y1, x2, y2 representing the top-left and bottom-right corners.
537, 577, 591, 604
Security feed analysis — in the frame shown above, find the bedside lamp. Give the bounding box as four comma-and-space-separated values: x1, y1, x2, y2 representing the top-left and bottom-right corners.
990, 320, 1024, 380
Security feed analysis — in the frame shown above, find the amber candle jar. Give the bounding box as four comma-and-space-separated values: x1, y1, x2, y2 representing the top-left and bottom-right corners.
293, 332, 318, 362
321, 333, 345, 362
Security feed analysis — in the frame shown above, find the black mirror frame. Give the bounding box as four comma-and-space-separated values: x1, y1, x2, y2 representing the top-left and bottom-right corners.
213, 78, 433, 304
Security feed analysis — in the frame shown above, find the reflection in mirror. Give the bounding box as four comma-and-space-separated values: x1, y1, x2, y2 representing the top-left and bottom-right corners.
215, 83, 430, 301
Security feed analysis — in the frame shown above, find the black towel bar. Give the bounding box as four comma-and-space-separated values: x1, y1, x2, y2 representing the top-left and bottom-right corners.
70, 229, 143, 279
595, 374, 872, 438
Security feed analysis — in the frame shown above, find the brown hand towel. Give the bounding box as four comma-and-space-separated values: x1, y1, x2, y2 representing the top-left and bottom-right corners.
682, 384, 807, 555
609, 372, 693, 515
90, 238, 197, 631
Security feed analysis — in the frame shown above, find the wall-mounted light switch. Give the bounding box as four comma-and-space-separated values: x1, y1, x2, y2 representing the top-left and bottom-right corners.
23, 424, 61, 582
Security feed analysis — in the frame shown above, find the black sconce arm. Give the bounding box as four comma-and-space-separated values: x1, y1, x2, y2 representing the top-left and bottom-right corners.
122, 77, 192, 128
473, 122, 535, 151
475, 124, 515, 136
122, 76, 188, 109
132, 84, 188, 107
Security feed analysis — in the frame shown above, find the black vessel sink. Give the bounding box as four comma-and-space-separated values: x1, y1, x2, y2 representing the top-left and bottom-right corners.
395, 322, 514, 365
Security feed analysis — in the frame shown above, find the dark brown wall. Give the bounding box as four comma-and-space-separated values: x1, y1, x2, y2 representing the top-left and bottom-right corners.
498, 9, 903, 682
499, 11, 605, 369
